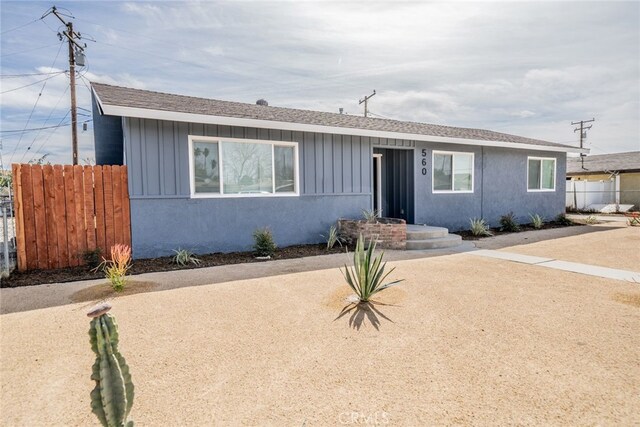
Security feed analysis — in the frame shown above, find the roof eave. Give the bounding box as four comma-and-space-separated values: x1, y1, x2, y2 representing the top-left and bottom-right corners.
96, 100, 585, 154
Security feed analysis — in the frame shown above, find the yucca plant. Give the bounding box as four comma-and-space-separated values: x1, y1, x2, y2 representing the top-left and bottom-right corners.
585, 214, 598, 225
469, 218, 492, 236
96, 244, 132, 292
361, 208, 381, 223
172, 248, 201, 266
321, 224, 345, 250
529, 213, 545, 229
341, 234, 403, 303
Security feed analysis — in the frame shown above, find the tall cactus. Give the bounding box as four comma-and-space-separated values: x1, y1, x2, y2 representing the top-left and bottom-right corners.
88, 303, 135, 427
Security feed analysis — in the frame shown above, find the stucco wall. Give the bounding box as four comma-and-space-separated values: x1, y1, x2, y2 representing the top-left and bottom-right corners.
131, 194, 369, 258
413, 142, 566, 230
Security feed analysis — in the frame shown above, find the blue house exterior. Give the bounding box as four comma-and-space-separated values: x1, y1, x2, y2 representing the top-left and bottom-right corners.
91, 83, 581, 259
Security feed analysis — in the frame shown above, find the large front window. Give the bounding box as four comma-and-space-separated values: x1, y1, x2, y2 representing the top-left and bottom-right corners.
527, 157, 555, 191
190, 136, 298, 197
432, 151, 474, 193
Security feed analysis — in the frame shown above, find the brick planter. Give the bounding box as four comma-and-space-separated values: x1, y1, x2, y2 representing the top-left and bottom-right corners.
337, 218, 406, 250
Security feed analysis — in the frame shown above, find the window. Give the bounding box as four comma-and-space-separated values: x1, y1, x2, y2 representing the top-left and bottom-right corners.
527, 157, 556, 191
189, 136, 298, 197
432, 151, 474, 193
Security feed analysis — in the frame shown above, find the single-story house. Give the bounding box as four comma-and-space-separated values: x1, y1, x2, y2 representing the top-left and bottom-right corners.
91, 83, 583, 258
567, 151, 640, 210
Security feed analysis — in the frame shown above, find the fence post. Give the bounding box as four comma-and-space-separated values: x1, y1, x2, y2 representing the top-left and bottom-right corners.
2, 205, 9, 274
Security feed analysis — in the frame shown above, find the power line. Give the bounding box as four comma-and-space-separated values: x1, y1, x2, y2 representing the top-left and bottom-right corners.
0, 71, 66, 94
0, 42, 61, 58
0, 18, 40, 35
7, 41, 65, 165
1, 123, 72, 134
0, 71, 68, 78
19, 85, 70, 163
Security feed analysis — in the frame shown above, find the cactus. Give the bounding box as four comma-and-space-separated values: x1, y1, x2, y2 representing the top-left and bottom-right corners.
88, 303, 135, 427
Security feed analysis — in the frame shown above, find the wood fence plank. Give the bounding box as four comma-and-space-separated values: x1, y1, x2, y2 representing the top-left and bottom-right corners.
83, 166, 96, 251
112, 166, 124, 245
73, 165, 87, 259
103, 166, 114, 256
93, 166, 106, 255
63, 165, 79, 266
53, 165, 69, 269
11, 165, 27, 271
42, 165, 58, 270
20, 165, 38, 270
31, 165, 48, 270
121, 166, 131, 248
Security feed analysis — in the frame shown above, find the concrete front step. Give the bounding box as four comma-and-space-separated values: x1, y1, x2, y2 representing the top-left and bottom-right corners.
406, 225, 448, 240
405, 234, 463, 250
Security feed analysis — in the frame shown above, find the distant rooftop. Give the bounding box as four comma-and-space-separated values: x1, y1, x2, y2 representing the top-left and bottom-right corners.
567, 151, 640, 175
91, 82, 578, 151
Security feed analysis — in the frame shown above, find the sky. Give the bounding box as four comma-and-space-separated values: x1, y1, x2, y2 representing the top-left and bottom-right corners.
1, 0, 638, 166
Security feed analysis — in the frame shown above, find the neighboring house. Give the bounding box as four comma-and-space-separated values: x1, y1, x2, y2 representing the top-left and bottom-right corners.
567, 151, 640, 211
91, 83, 582, 258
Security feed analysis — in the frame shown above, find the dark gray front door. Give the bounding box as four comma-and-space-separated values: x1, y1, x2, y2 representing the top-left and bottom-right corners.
373, 148, 414, 223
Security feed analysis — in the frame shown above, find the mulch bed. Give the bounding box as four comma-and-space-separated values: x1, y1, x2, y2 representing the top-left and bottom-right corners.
454, 221, 578, 241
2, 243, 349, 288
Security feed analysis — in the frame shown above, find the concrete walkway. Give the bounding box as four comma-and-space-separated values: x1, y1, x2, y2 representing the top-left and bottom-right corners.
469, 249, 640, 282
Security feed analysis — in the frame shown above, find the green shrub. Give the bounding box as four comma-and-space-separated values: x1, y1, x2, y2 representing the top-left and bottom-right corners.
469, 218, 492, 236
172, 248, 201, 266
253, 227, 277, 257
529, 213, 545, 229
499, 212, 520, 232
555, 213, 574, 226
341, 234, 403, 303
82, 248, 103, 269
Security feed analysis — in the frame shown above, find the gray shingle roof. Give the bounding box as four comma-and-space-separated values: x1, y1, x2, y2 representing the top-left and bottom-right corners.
92, 82, 576, 150
567, 151, 640, 174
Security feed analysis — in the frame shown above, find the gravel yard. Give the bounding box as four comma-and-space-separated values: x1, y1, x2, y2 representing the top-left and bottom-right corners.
1, 226, 639, 425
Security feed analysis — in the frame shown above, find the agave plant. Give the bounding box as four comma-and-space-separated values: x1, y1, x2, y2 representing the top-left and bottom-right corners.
469, 218, 492, 236
529, 213, 545, 229
172, 248, 201, 266
341, 234, 403, 303
321, 224, 346, 250
361, 208, 382, 223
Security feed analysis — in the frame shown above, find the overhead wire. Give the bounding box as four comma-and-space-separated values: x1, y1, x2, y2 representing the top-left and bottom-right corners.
0, 70, 68, 78
0, 71, 66, 94
0, 17, 41, 35
7, 41, 65, 165
0, 42, 61, 58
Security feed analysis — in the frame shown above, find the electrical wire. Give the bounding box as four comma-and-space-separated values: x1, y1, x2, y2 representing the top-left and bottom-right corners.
0, 71, 68, 78
0, 42, 61, 58
1, 123, 72, 134
0, 71, 66, 94
19, 85, 70, 163
0, 18, 41, 35
7, 41, 65, 165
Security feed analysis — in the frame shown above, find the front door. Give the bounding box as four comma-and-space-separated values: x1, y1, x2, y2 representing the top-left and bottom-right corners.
372, 148, 414, 223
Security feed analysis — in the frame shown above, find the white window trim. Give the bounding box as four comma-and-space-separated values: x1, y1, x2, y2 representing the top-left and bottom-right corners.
188, 135, 300, 198
527, 156, 556, 192
432, 150, 475, 194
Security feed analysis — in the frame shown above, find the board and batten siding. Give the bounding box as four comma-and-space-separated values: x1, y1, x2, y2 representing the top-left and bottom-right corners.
122, 117, 393, 198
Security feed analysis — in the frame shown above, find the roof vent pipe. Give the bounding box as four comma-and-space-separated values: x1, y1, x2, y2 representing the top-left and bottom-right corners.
339, 108, 344, 114
256, 99, 268, 106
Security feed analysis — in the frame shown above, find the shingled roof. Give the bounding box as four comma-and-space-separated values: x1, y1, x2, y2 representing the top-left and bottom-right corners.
567, 151, 640, 175
92, 82, 578, 152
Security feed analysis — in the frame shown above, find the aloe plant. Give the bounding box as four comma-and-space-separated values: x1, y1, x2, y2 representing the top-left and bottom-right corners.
88, 303, 134, 427
341, 234, 403, 302
529, 213, 545, 229
469, 218, 492, 236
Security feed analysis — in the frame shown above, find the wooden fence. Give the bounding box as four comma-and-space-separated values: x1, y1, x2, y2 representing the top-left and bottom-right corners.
11, 164, 131, 272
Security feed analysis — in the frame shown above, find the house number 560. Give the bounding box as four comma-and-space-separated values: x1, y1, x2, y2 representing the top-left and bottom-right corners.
421, 149, 427, 175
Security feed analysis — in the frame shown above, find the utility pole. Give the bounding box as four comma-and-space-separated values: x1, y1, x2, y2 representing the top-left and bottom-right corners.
46, 6, 86, 165
571, 118, 595, 169
359, 90, 376, 118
